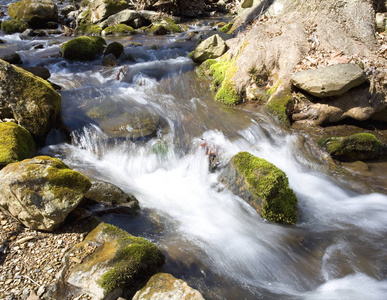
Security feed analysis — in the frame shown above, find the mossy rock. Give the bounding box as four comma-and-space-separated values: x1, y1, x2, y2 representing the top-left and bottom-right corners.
202, 57, 242, 106
74, 23, 102, 36
265, 90, 293, 127
0, 122, 36, 169
0, 59, 61, 143
219, 22, 233, 34
104, 42, 124, 59
8, 0, 58, 29
318, 133, 383, 162
148, 17, 182, 35
102, 24, 135, 36
0, 156, 91, 231
1, 20, 29, 34
62, 36, 106, 61
67, 223, 164, 298
219, 152, 298, 225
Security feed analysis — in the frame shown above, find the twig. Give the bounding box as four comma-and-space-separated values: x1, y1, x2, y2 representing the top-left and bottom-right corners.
22, 275, 41, 287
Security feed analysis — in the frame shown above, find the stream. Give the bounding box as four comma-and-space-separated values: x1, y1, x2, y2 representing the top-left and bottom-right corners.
2, 17, 387, 300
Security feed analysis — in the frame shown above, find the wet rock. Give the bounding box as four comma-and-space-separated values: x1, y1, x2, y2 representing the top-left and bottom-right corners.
104, 41, 124, 59
102, 53, 118, 66
61, 4, 78, 17
0, 156, 91, 232
66, 223, 164, 299
8, 0, 58, 29
318, 133, 383, 162
88, 0, 130, 24
0, 122, 36, 169
84, 180, 140, 215
0, 49, 22, 64
99, 9, 154, 29
61, 36, 106, 61
291, 64, 367, 98
21, 67, 50, 80
132, 273, 205, 300
219, 152, 298, 225
192, 34, 227, 64
102, 24, 135, 36
1, 20, 29, 34
0, 59, 61, 143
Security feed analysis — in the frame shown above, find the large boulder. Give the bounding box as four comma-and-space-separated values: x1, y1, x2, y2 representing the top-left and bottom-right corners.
67, 223, 164, 299
84, 180, 140, 215
0, 59, 61, 143
88, 0, 130, 24
62, 36, 106, 61
219, 152, 297, 225
132, 273, 205, 300
191, 34, 227, 64
291, 64, 367, 98
8, 0, 58, 29
0, 122, 36, 169
0, 156, 91, 231
318, 133, 383, 162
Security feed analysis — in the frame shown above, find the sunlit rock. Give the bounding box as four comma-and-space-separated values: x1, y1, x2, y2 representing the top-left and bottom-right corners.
67, 223, 164, 299
0, 156, 91, 231
191, 34, 227, 64
133, 273, 205, 300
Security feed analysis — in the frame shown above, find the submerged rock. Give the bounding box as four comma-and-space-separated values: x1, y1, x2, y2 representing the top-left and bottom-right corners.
67, 223, 164, 299
0, 122, 36, 169
132, 273, 205, 300
0, 156, 91, 231
291, 64, 367, 98
0, 59, 61, 143
0, 49, 22, 64
192, 34, 227, 64
62, 36, 106, 61
22, 66, 51, 80
318, 133, 383, 162
219, 152, 297, 225
8, 0, 58, 29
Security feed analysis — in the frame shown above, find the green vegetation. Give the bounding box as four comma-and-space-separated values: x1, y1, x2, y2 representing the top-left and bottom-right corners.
99, 224, 164, 295
149, 17, 182, 35
102, 24, 135, 36
1, 20, 29, 34
104, 42, 124, 59
232, 152, 298, 224
74, 24, 102, 36
318, 133, 382, 161
62, 36, 106, 60
0, 122, 36, 168
219, 22, 233, 34
265, 92, 293, 127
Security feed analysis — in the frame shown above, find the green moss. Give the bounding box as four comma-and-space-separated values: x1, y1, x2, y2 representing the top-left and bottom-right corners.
208, 58, 242, 106
149, 17, 182, 35
104, 41, 124, 59
99, 224, 164, 295
62, 36, 106, 60
103, 0, 129, 17
0, 122, 36, 168
196, 58, 217, 78
74, 24, 102, 36
265, 92, 293, 127
103, 24, 135, 36
219, 22, 233, 34
318, 133, 382, 162
1, 20, 29, 34
232, 152, 297, 224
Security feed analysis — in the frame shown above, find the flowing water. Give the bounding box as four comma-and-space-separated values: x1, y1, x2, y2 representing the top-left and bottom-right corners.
3, 21, 387, 300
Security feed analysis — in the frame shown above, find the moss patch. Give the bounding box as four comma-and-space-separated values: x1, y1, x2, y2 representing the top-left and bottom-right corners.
74, 24, 102, 36
1, 20, 29, 34
265, 91, 293, 127
219, 22, 233, 34
318, 133, 382, 162
99, 224, 164, 295
102, 24, 135, 36
62, 36, 106, 60
0, 122, 36, 168
149, 17, 182, 35
231, 152, 297, 224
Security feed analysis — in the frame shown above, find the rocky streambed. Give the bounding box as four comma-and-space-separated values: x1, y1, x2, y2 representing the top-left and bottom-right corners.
1, 0, 387, 300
